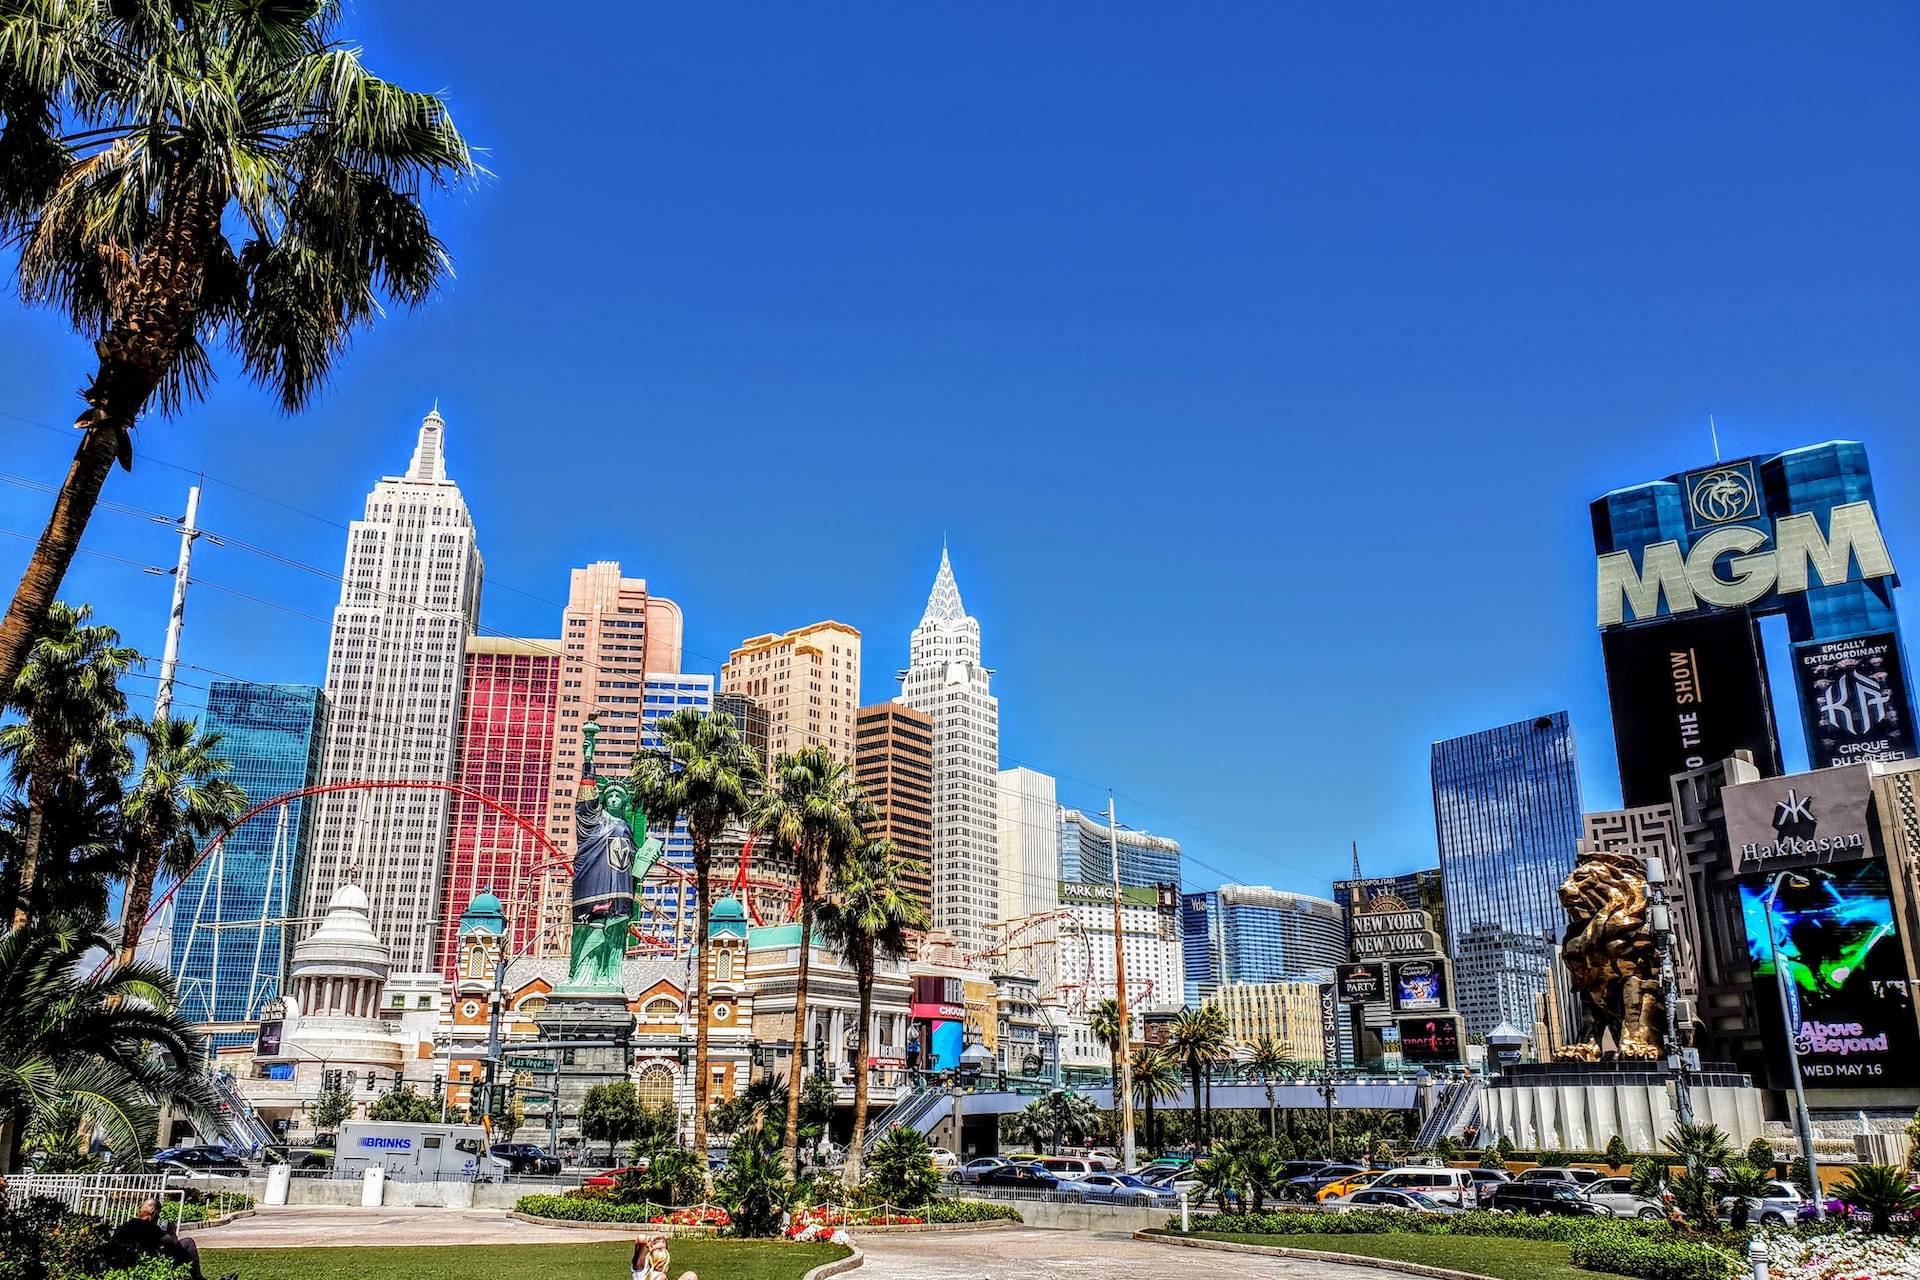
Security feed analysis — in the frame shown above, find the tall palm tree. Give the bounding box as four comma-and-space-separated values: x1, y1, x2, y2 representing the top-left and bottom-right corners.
115, 716, 246, 966
632, 708, 763, 1159
1168, 1006, 1230, 1147
815, 836, 928, 1184
1244, 1035, 1294, 1139
0, 1, 478, 695
1130, 1045, 1183, 1154
0, 920, 217, 1173
1, 602, 138, 928
752, 746, 868, 1173
1089, 997, 1126, 1095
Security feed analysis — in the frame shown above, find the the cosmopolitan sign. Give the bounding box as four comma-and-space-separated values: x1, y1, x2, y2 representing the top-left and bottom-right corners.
1597, 501, 1896, 627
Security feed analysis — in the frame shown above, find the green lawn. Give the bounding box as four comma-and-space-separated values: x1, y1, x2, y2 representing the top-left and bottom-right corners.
1193, 1232, 1622, 1280
200, 1240, 850, 1280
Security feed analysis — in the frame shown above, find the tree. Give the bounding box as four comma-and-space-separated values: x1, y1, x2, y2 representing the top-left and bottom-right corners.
1168, 1006, 1230, 1146
631, 708, 763, 1159
631, 1102, 679, 1160
1243, 1035, 1293, 1139
1628, 1156, 1667, 1200
1090, 998, 1126, 1096
1495, 1134, 1515, 1162
798, 1071, 836, 1163
579, 1081, 641, 1164
751, 745, 867, 1174
1, 603, 137, 929
1721, 1158, 1774, 1231
1194, 1145, 1244, 1210
114, 716, 245, 965
1606, 1134, 1632, 1170
1477, 1146, 1504, 1170
312, 1087, 352, 1136
1131, 1046, 1182, 1154
0, 2, 478, 697
1006, 1097, 1058, 1153
0, 920, 216, 1172
863, 1125, 942, 1207
1836, 1164, 1920, 1234
1055, 1091, 1100, 1149
1663, 1122, 1733, 1231
368, 1082, 435, 1124
716, 1122, 791, 1238
1434, 1135, 1460, 1161
816, 835, 927, 1183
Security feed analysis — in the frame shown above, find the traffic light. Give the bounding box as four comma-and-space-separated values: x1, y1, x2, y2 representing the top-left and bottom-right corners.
366, 1070, 377, 1090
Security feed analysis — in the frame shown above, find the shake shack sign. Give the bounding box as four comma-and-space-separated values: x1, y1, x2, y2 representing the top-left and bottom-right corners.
1350, 907, 1439, 959
1724, 766, 1878, 875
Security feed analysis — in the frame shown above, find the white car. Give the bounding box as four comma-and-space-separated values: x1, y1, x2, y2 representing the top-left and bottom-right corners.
1722, 1181, 1805, 1227
929, 1146, 961, 1170
1585, 1175, 1667, 1220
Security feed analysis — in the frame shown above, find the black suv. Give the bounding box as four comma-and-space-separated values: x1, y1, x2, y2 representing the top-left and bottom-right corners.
1486, 1180, 1610, 1217
487, 1142, 560, 1175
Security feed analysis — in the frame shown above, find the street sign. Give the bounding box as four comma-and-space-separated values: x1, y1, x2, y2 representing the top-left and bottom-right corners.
506, 1056, 554, 1072
521, 1092, 550, 1103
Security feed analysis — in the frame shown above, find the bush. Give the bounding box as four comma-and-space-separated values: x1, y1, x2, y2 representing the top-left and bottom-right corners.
1182, 1207, 1681, 1245
1745, 1137, 1774, 1169
516, 1193, 666, 1223
612, 1148, 707, 1207
0, 1194, 116, 1280
1568, 1234, 1740, 1280
96, 1260, 191, 1280
923, 1198, 1022, 1224
1607, 1134, 1632, 1168
862, 1127, 943, 1207
715, 1125, 791, 1239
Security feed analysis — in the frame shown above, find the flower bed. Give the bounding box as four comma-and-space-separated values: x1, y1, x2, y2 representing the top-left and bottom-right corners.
1766, 1231, 1920, 1280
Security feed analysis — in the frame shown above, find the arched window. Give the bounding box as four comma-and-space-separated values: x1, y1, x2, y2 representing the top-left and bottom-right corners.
635, 1062, 675, 1110
518, 996, 547, 1015
716, 950, 734, 983
642, 996, 680, 1020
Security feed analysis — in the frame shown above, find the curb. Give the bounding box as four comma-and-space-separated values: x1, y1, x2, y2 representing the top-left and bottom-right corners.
848, 1219, 1019, 1235
178, 1208, 257, 1233
508, 1211, 720, 1236
1132, 1230, 1496, 1280
802, 1244, 864, 1280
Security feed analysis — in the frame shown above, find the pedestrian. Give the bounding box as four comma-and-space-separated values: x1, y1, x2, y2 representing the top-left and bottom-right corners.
633, 1232, 695, 1280
111, 1199, 204, 1280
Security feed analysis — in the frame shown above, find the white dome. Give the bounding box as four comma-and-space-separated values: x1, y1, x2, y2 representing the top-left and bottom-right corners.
291, 879, 391, 972
329, 882, 371, 915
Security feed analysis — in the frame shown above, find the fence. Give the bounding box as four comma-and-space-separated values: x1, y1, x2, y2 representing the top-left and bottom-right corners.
3, 1173, 175, 1226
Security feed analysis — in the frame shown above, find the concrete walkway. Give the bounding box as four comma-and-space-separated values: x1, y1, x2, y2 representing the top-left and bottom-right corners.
191, 1204, 639, 1248
855, 1227, 1399, 1279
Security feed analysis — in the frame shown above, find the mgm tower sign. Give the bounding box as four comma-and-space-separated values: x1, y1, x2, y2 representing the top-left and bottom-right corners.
1592, 441, 1914, 806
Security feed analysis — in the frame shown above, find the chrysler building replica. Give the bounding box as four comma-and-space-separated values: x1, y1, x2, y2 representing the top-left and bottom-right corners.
302, 408, 484, 971
898, 547, 1000, 952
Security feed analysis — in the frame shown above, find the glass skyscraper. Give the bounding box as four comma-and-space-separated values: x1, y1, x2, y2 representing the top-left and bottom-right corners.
170, 682, 329, 1026
1430, 711, 1583, 1036
1179, 884, 1345, 1004
1057, 808, 1181, 889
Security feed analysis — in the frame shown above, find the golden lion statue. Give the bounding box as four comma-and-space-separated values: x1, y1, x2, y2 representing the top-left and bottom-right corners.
1558, 848, 1664, 1059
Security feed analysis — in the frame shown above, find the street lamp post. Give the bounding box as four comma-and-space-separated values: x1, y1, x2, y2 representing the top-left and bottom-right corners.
1318, 1077, 1337, 1149
1761, 871, 1824, 1221
1643, 852, 1694, 1126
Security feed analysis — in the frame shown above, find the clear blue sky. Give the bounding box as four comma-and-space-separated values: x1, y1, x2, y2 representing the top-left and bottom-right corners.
3, 3, 1917, 897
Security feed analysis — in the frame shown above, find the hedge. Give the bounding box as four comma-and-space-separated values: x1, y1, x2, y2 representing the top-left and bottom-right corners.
1568, 1234, 1741, 1280
516, 1194, 670, 1223
1185, 1209, 1674, 1242
923, 1199, 1022, 1224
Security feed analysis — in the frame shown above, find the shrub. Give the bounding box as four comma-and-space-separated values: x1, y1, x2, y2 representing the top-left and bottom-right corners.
96, 1260, 191, 1280
1568, 1234, 1740, 1280
1607, 1134, 1632, 1169
1835, 1164, 1920, 1234
1181, 1208, 1681, 1245
1495, 1135, 1515, 1161
1745, 1137, 1774, 1170
516, 1193, 666, 1223
862, 1127, 943, 1208
0, 1194, 116, 1280
923, 1199, 1022, 1224
1787, 1155, 1814, 1199
613, 1148, 707, 1207
716, 1125, 792, 1239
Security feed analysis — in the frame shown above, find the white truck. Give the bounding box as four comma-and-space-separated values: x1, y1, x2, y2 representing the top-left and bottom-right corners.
334, 1121, 491, 1182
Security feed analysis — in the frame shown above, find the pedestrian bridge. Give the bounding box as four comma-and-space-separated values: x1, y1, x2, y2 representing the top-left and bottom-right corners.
877, 1077, 1422, 1138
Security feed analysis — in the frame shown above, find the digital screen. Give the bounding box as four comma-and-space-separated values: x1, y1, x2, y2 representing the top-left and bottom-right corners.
1336, 963, 1385, 1003
1391, 959, 1447, 1013
1739, 859, 1919, 1090
1602, 610, 1781, 807
1397, 1017, 1462, 1064
1795, 633, 1916, 770
256, 1020, 283, 1057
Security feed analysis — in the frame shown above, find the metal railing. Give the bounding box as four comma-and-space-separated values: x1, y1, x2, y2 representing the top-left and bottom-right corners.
3, 1173, 176, 1226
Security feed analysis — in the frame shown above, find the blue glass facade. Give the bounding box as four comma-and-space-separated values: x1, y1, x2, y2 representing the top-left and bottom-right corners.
1180, 885, 1344, 1004
1181, 891, 1223, 1005
1430, 711, 1583, 1036
639, 674, 713, 924
169, 683, 328, 1025
1057, 808, 1181, 889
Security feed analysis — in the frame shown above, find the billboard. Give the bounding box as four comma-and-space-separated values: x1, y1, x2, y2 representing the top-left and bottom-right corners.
1739, 858, 1919, 1090
1398, 1016, 1462, 1064
1795, 633, 1915, 770
1349, 907, 1441, 960
1319, 984, 1340, 1065
1391, 958, 1447, 1013
256, 1019, 283, 1058
1336, 962, 1385, 1004
1723, 765, 1876, 877
1602, 609, 1782, 807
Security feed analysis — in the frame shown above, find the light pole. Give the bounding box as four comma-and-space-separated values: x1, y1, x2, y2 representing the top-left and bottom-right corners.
1643, 852, 1693, 1126
1761, 871, 1823, 1221
1317, 1076, 1337, 1150
1105, 794, 1137, 1172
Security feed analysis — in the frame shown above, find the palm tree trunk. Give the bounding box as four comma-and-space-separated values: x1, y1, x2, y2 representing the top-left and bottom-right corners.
690, 844, 713, 1161
781, 896, 815, 1174
0, 427, 125, 706
115, 842, 162, 968
1189, 1060, 1203, 1147
1267, 1082, 1277, 1139
844, 950, 875, 1185
9, 789, 47, 930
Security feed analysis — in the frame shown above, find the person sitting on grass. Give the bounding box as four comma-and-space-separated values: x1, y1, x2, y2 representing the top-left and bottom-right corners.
634, 1232, 696, 1280
111, 1198, 206, 1280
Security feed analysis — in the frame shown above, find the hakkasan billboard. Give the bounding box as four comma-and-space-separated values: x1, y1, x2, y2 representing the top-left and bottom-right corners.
1739, 857, 1919, 1090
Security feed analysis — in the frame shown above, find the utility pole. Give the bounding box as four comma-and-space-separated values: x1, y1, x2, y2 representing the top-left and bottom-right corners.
151, 484, 201, 722
1644, 850, 1693, 1126
1107, 793, 1137, 1170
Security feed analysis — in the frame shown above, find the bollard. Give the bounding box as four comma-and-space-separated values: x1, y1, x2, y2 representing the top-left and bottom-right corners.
1747, 1235, 1768, 1280
1180, 1190, 1190, 1233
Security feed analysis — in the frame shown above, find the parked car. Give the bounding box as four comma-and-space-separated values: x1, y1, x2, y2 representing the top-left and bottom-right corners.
151, 1146, 248, 1177
487, 1142, 560, 1175
1465, 1168, 1511, 1205
1515, 1166, 1603, 1186
951, 1157, 1010, 1185
1316, 1171, 1383, 1202
977, 1162, 1070, 1192
1283, 1164, 1366, 1202
1585, 1175, 1667, 1220
1278, 1159, 1336, 1182
1486, 1181, 1611, 1217
1034, 1155, 1113, 1180
1367, 1167, 1476, 1209
583, 1162, 650, 1189
929, 1146, 961, 1170
1332, 1188, 1446, 1212
1070, 1172, 1178, 1206
1140, 1165, 1203, 1197
1721, 1180, 1805, 1227
261, 1144, 330, 1170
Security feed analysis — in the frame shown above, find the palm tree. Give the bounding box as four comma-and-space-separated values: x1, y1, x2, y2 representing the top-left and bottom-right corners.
1, 602, 138, 929
0, 2, 478, 696
114, 717, 246, 966
752, 746, 868, 1173
1089, 997, 1126, 1096
1720, 1158, 1775, 1231
815, 836, 928, 1184
632, 708, 764, 1160
0, 920, 217, 1172
1168, 1006, 1230, 1147
1130, 1045, 1182, 1154
1836, 1164, 1920, 1233
1244, 1035, 1294, 1139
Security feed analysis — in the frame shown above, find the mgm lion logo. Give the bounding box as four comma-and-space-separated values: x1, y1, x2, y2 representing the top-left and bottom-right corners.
1686, 464, 1757, 526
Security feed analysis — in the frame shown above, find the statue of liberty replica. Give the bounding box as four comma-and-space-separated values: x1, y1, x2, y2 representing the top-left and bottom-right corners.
564, 715, 664, 991
537, 714, 664, 1131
